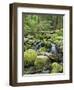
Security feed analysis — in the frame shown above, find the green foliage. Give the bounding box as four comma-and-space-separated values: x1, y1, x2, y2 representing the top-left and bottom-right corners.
24, 49, 37, 66
50, 29, 63, 46
24, 14, 63, 74
24, 15, 63, 33
24, 15, 39, 32
39, 47, 46, 52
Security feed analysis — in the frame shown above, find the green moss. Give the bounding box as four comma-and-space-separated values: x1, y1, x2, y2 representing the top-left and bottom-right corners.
24, 49, 37, 66
51, 62, 63, 73
34, 56, 49, 72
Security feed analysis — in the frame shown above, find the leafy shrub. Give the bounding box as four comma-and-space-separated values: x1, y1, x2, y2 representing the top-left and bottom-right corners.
39, 47, 46, 52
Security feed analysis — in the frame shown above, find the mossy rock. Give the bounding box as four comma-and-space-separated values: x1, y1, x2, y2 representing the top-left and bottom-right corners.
34, 55, 49, 72
24, 49, 37, 66
51, 62, 63, 73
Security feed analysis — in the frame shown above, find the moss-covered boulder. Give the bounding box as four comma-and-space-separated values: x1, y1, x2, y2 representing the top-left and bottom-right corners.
34, 55, 49, 72
51, 62, 63, 73
24, 49, 37, 66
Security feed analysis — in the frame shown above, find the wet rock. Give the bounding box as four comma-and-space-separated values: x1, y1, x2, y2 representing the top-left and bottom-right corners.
24, 66, 36, 74
44, 52, 59, 62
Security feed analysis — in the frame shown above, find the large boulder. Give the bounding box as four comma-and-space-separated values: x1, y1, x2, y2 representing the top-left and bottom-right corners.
34, 55, 49, 72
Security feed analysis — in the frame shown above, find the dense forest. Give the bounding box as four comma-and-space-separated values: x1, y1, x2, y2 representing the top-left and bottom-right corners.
24, 14, 63, 74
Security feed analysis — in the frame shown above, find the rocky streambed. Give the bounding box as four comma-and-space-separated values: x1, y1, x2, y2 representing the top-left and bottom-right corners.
24, 49, 63, 74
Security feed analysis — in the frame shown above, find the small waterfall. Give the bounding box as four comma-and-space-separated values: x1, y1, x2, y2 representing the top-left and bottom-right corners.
51, 43, 58, 54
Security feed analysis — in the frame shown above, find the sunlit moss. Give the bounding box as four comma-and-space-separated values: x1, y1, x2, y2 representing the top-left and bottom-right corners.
51, 62, 63, 73
24, 49, 37, 66
34, 56, 49, 72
